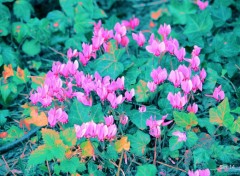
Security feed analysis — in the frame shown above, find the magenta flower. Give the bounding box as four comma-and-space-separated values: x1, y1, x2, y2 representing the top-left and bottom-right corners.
192, 45, 201, 57
104, 115, 114, 126
167, 92, 188, 110
188, 169, 210, 176
147, 81, 157, 92
122, 17, 139, 30
212, 85, 225, 101
181, 80, 193, 94
48, 107, 68, 127
107, 92, 124, 109
187, 103, 198, 114
67, 48, 78, 60
148, 33, 155, 44
172, 131, 187, 142
174, 47, 186, 62
120, 114, 128, 125
139, 105, 146, 113
125, 88, 135, 101
158, 23, 171, 40
196, 0, 209, 10
150, 66, 168, 85
191, 75, 202, 92
200, 68, 207, 83
165, 38, 179, 55
132, 31, 146, 47
186, 56, 200, 71
146, 40, 166, 56
178, 65, 191, 81
168, 70, 184, 87
114, 23, 126, 36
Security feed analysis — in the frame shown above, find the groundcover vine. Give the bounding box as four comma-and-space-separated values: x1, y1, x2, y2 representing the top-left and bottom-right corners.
1, 0, 240, 175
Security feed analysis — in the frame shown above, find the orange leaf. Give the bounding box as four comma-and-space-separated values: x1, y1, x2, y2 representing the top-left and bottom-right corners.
114, 136, 130, 153
151, 9, 162, 20
2, 64, 14, 80
149, 21, 156, 28
80, 140, 95, 158
31, 76, 45, 85
0, 132, 8, 138
16, 67, 25, 81
24, 107, 48, 127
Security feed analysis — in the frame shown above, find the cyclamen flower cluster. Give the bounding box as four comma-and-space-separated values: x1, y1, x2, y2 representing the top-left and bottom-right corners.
74, 115, 117, 141
188, 168, 210, 176
146, 115, 172, 138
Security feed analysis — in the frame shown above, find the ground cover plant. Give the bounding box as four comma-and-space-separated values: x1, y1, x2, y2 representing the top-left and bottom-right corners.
0, 0, 240, 175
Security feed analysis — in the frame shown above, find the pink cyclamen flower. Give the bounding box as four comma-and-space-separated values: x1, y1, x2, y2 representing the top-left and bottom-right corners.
187, 56, 200, 71
178, 65, 191, 81
120, 114, 128, 125
125, 88, 135, 101
114, 23, 126, 36
148, 33, 155, 44
188, 169, 210, 176
212, 85, 225, 101
191, 75, 202, 92
192, 45, 201, 57
168, 70, 184, 87
104, 115, 114, 126
139, 105, 146, 113
187, 103, 198, 114
146, 40, 166, 56
167, 92, 188, 110
150, 66, 168, 85
147, 82, 157, 92
132, 31, 146, 47
181, 80, 193, 94
196, 0, 209, 10
48, 107, 68, 127
122, 17, 139, 30
67, 48, 78, 60
200, 68, 207, 83
166, 38, 179, 55
75, 124, 88, 139
107, 92, 124, 109
158, 23, 171, 40
172, 131, 187, 142
174, 47, 186, 62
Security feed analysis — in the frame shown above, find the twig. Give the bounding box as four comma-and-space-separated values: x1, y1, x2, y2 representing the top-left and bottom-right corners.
2, 155, 16, 176
48, 47, 66, 57
153, 138, 157, 165
116, 151, 124, 176
235, 64, 240, 71
109, 160, 125, 176
133, 0, 168, 8
155, 160, 187, 173
46, 161, 52, 176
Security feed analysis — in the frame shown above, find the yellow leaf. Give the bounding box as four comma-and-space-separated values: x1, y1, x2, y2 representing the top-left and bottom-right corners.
31, 75, 45, 85
80, 140, 95, 158
114, 136, 130, 153
16, 67, 25, 81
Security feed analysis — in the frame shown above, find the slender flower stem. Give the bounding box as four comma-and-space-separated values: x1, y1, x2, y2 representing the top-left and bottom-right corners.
116, 151, 124, 176
153, 138, 157, 165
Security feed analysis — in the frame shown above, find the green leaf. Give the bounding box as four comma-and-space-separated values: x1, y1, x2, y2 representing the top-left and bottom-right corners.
136, 164, 157, 176
169, 136, 184, 151
0, 44, 18, 67
230, 117, 240, 133
209, 98, 233, 128
59, 157, 80, 174
128, 130, 150, 156
59, 0, 75, 18
74, 13, 93, 34
47, 10, 68, 33
231, 107, 240, 114
22, 40, 41, 56
173, 111, 198, 129
198, 118, 216, 135
184, 10, 213, 39
60, 128, 77, 147
186, 131, 198, 148
13, 0, 33, 21
193, 148, 211, 168
130, 105, 159, 129
4, 125, 24, 142
134, 80, 149, 103
0, 110, 9, 126
93, 52, 124, 80
203, 68, 219, 90
168, 0, 196, 25
12, 22, 29, 43
211, 5, 232, 27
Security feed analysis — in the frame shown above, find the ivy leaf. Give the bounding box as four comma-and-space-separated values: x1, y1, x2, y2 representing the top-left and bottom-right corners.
230, 117, 240, 133
186, 131, 198, 148
211, 5, 232, 27
24, 108, 48, 127
74, 13, 93, 34
13, 0, 33, 22
184, 10, 213, 39
130, 105, 159, 130
4, 125, 24, 142
136, 164, 157, 176
22, 40, 41, 56
80, 140, 95, 158
134, 80, 149, 103
12, 22, 29, 43
60, 128, 77, 147
114, 136, 130, 153
193, 148, 211, 168
173, 111, 198, 129
59, 157, 80, 174
128, 130, 150, 156
0, 110, 9, 126
93, 51, 124, 80
203, 68, 219, 90
169, 136, 184, 151
209, 98, 233, 128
